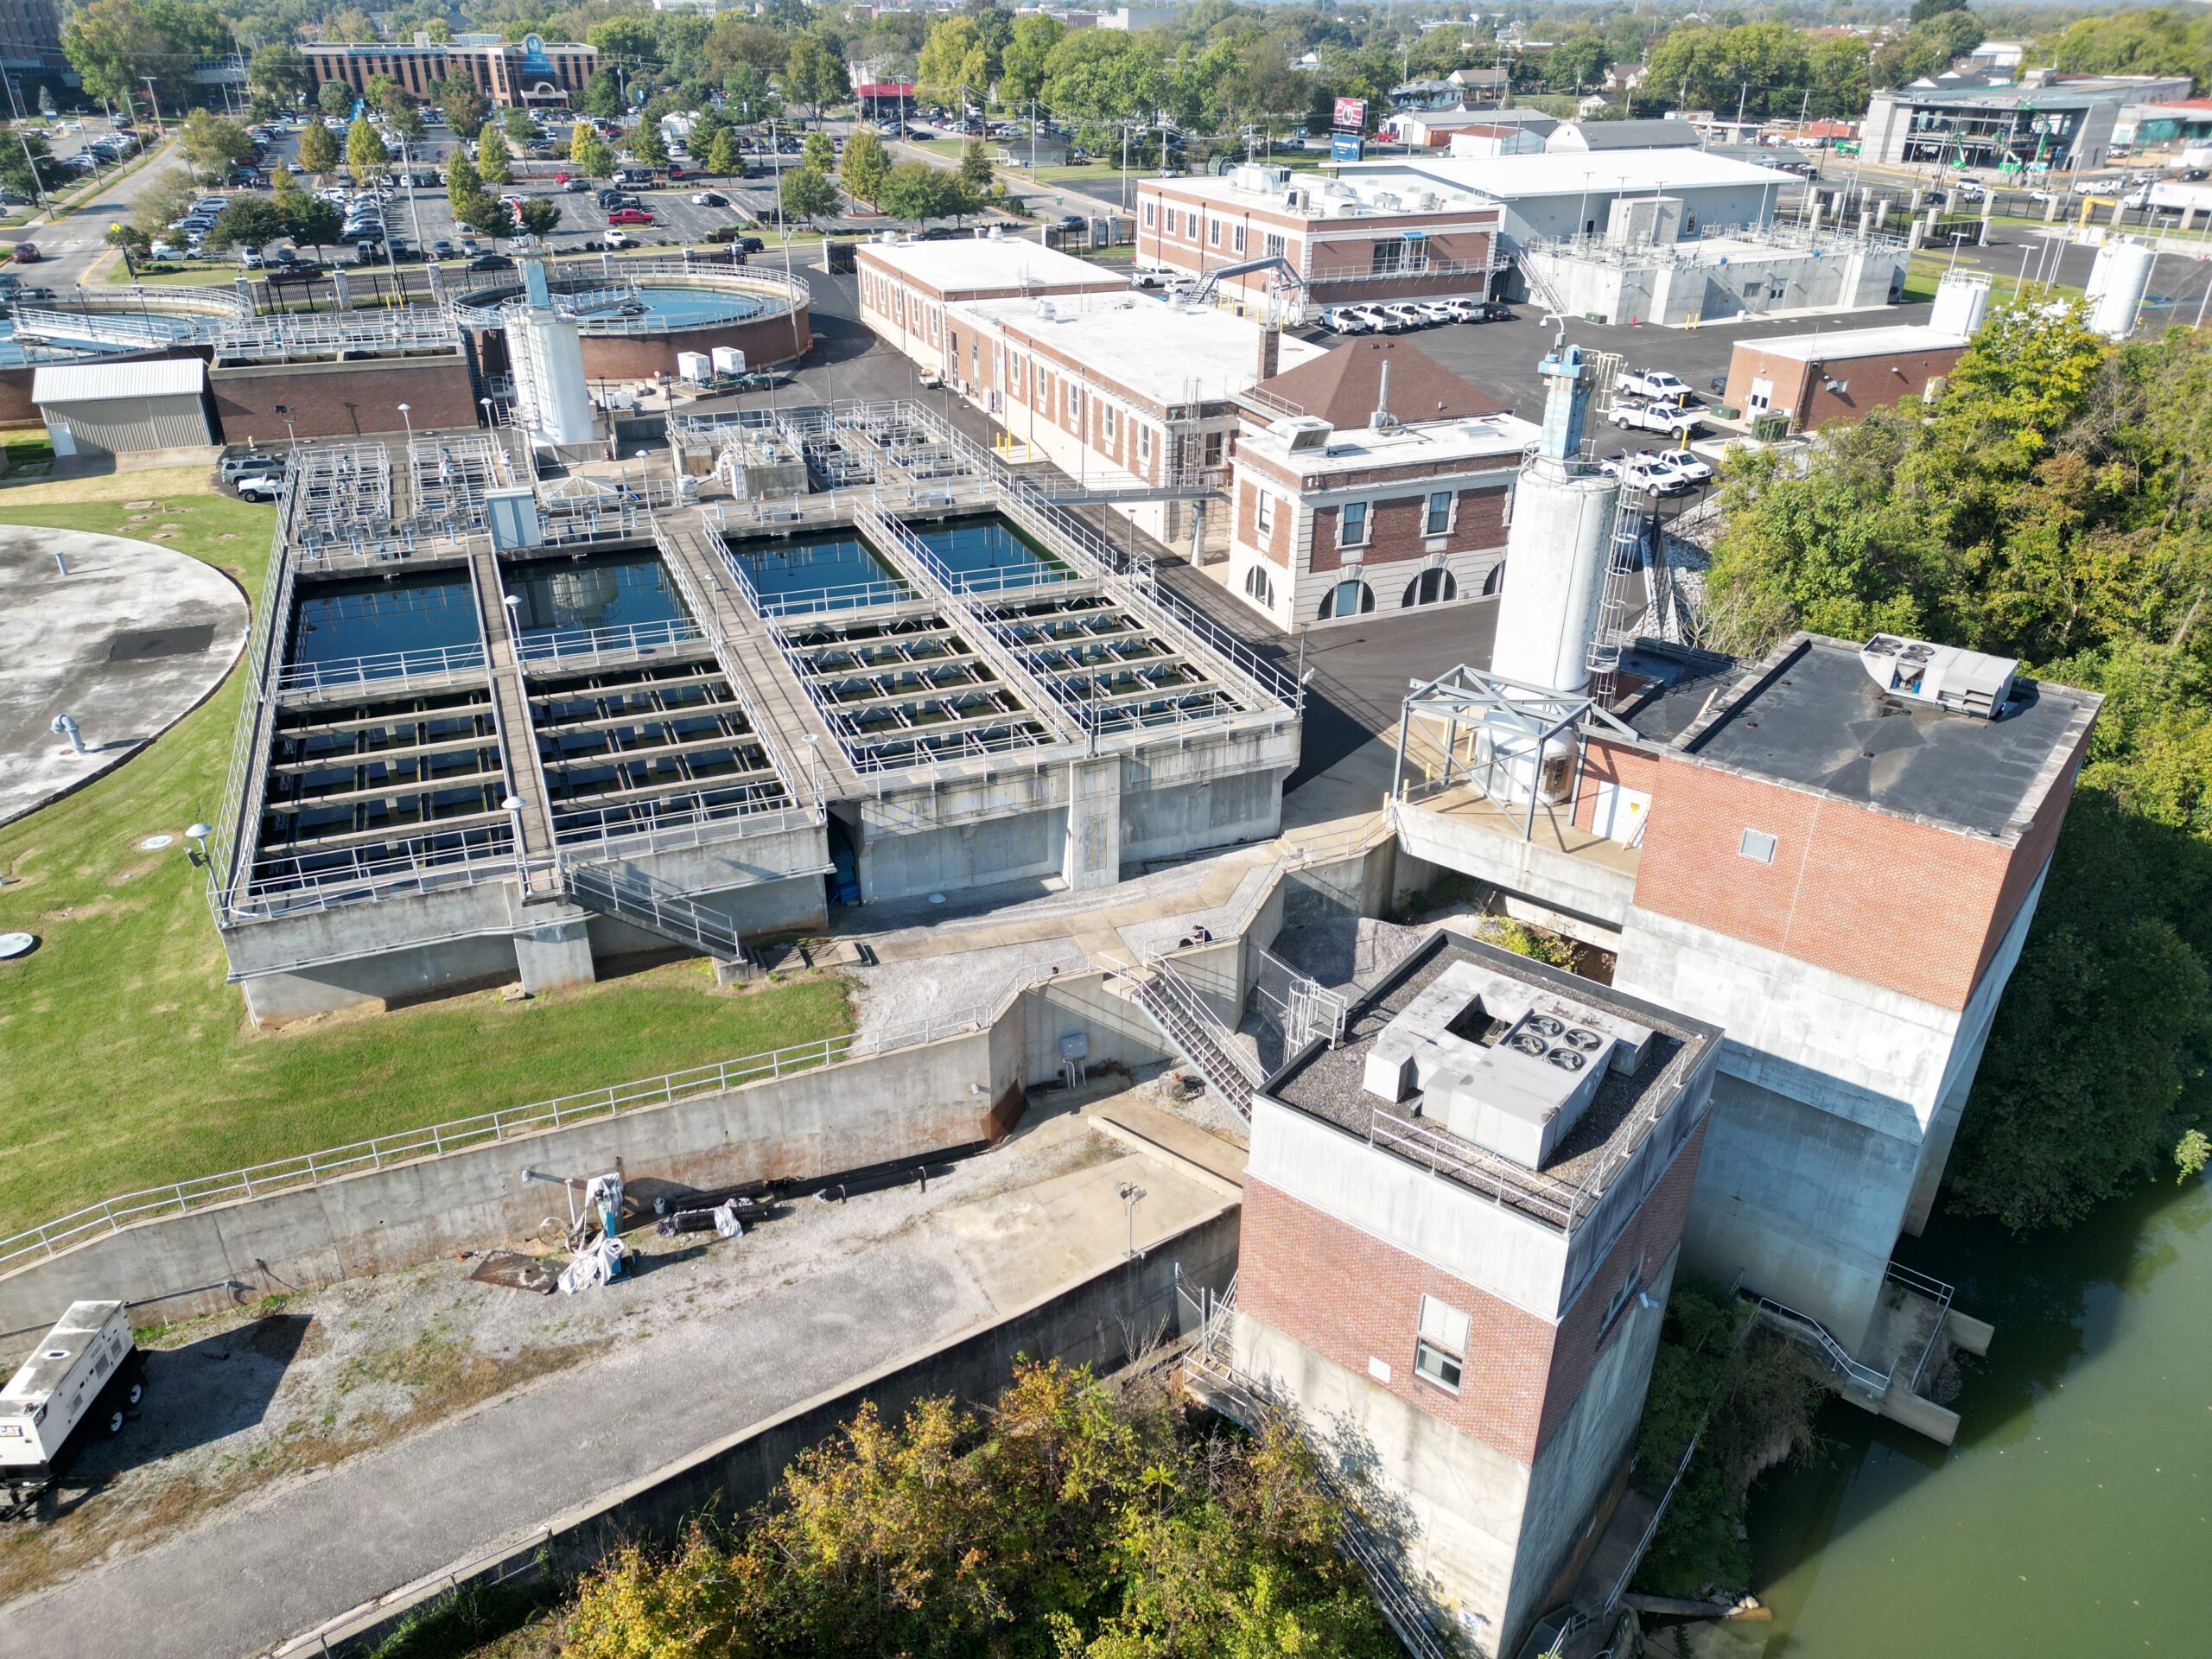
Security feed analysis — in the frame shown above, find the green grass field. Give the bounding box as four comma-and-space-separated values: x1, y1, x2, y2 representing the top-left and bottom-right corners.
1903, 251, 2084, 306
0, 490, 854, 1239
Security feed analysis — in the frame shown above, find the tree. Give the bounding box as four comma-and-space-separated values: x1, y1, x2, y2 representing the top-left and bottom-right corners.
720, 63, 779, 124
317, 80, 355, 121
917, 16, 988, 108
432, 75, 488, 137
180, 111, 256, 181
346, 116, 389, 178
561, 1362, 1393, 1659
247, 43, 308, 105
704, 127, 741, 179
840, 128, 890, 202
297, 116, 338, 175
571, 123, 615, 178
0, 128, 62, 201
578, 69, 625, 119
500, 107, 536, 143
958, 137, 993, 194
876, 159, 956, 222
60, 0, 230, 116
284, 195, 343, 260
130, 169, 200, 236
321, 9, 377, 45
202, 193, 286, 252
1040, 30, 1168, 124
631, 121, 668, 168
453, 189, 515, 238
1000, 12, 1064, 105
705, 17, 791, 81
517, 198, 563, 238
445, 150, 478, 209
2039, 10, 2212, 85
105, 220, 150, 258
475, 121, 511, 185
801, 129, 834, 174
778, 163, 838, 226
785, 35, 849, 123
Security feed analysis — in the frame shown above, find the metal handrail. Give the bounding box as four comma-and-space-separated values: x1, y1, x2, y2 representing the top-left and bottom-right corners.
274, 640, 488, 696
0, 1007, 988, 1274
512, 616, 703, 666
226, 829, 523, 921
1754, 1297, 1892, 1395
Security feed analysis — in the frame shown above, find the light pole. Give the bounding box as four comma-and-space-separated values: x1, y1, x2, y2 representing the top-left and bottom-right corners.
1116, 1181, 1146, 1260
480, 395, 494, 429
397, 401, 413, 445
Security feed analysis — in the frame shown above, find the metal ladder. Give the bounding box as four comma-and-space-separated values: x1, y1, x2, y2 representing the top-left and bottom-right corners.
1125, 957, 1262, 1118
1182, 1279, 1454, 1659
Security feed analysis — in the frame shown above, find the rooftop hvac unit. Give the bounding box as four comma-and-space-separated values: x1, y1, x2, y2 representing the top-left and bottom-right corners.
1372, 192, 1402, 212
1272, 415, 1333, 451
1410, 191, 1440, 213
1860, 632, 2017, 718
1036, 297, 1058, 320
1333, 200, 1366, 217
677, 350, 712, 384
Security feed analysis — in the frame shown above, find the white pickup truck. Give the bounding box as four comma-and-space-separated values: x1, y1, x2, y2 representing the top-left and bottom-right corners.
1616, 368, 1694, 404
1611, 401, 1703, 437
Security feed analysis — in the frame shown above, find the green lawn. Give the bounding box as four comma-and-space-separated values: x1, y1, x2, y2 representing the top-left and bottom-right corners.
1904, 251, 2083, 306
0, 493, 855, 1240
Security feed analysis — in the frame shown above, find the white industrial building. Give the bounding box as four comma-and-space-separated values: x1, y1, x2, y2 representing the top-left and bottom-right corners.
31, 359, 213, 457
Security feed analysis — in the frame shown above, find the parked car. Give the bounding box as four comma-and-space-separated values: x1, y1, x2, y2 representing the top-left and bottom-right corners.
1320, 305, 1370, 334
432, 238, 455, 259
735, 234, 765, 254
1054, 213, 1086, 233
467, 252, 514, 271
564, 178, 592, 192
1415, 300, 1459, 323
1447, 298, 1513, 323
1611, 400, 1703, 437
220, 453, 285, 483
607, 207, 655, 225
690, 191, 728, 207
1617, 368, 1694, 404
606, 229, 640, 248
234, 474, 284, 501
1340, 304, 1390, 334
236, 248, 263, 268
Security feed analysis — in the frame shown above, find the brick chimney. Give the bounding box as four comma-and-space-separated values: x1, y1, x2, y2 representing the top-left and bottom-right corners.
1257, 326, 1281, 382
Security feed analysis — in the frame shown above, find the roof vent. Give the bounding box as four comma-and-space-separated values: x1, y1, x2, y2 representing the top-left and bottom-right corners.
1860, 633, 2017, 719
1273, 415, 1333, 452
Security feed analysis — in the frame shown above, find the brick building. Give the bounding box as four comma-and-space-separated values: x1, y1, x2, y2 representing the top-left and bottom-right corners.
0, 0, 66, 82
1231, 931, 1724, 1652
855, 233, 1122, 372
302, 33, 596, 108
1226, 338, 1536, 629
1725, 323, 1972, 431
1134, 163, 1504, 317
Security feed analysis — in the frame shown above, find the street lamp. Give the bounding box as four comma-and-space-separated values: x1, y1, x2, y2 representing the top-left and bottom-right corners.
480, 395, 494, 429
397, 402, 413, 445
185, 822, 213, 868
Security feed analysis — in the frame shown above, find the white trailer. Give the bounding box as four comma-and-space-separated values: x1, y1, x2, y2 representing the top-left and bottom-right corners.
2122, 180, 2212, 216
0, 1301, 142, 1517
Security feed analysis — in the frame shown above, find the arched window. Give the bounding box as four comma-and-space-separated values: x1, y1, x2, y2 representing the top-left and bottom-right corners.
1483, 560, 1507, 596
1402, 569, 1458, 608
1319, 579, 1374, 620
1243, 564, 1275, 610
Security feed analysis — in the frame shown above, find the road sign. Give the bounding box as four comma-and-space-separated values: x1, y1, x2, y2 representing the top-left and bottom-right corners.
1331, 134, 1364, 163
1332, 98, 1366, 134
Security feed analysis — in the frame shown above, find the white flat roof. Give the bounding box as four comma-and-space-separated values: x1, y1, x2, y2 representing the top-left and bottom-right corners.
33, 357, 206, 404
1240, 409, 1539, 480
1738, 324, 1969, 362
1348, 148, 1796, 200
855, 234, 1116, 296
961, 293, 1326, 405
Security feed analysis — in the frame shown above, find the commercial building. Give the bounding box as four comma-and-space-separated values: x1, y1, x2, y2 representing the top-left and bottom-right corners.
859, 232, 1325, 550
302, 34, 597, 108
206, 398, 1303, 1024
0, 0, 66, 82
1134, 163, 1505, 315
1227, 338, 1537, 629
1723, 269, 1990, 430
1231, 931, 1722, 1650
1859, 72, 2195, 170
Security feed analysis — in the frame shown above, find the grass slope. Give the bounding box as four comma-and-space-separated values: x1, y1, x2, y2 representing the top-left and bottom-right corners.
0, 491, 852, 1239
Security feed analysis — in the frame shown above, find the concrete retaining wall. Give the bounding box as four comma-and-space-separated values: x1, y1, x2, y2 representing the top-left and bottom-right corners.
276, 1205, 1241, 1659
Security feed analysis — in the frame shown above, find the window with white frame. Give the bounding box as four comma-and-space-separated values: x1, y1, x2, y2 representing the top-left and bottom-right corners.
1209, 218, 1221, 246
1414, 1294, 1470, 1392
1426, 490, 1453, 537
1066, 381, 1081, 425
1339, 500, 1370, 547
1143, 200, 1156, 227
1166, 208, 1179, 237
1243, 563, 1275, 609
1255, 491, 1275, 535
1138, 424, 1153, 463
1103, 404, 1116, 442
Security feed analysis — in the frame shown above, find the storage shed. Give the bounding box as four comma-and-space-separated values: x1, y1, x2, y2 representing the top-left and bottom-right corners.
31, 358, 213, 458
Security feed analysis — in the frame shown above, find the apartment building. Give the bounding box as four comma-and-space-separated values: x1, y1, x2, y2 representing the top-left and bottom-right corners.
1227, 338, 1537, 629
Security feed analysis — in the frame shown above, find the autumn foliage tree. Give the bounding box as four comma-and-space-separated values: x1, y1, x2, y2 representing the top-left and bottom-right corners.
563, 1361, 1395, 1659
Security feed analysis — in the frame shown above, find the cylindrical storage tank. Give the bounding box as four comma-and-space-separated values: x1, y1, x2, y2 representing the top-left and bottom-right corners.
505, 312, 596, 445
711, 346, 746, 377
677, 350, 711, 383
1489, 466, 1621, 696
2083, 242, 2115, 302
1929, 270, 1992, 338
2089, 240, 2155, 339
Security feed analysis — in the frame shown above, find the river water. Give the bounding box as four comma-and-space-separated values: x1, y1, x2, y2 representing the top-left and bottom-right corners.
1738, 1173, 2210, 1656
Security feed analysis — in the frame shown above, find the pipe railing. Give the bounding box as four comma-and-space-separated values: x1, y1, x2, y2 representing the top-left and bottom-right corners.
512, 616, 703, 667
274, 640, 489, 696
226, 829, 523, 922
0, 1009, 988, 1275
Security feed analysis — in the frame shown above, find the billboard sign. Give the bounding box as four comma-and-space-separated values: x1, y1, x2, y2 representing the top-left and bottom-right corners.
1332, 97, 1366, 134
1330, 134, 1365, 163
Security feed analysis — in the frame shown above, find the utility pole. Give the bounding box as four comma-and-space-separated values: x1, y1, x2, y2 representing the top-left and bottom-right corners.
141, 77, 165, 133
1, 71, 49, 212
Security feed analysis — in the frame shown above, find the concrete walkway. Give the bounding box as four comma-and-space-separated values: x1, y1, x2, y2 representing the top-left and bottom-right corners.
0, 525, 247, 827
0, 1112, 1232, 1659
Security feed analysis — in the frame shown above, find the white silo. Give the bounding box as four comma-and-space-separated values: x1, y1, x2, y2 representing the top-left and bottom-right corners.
1929, 270, 1992, 339
505, 257, 596, 447
2088, 240, 2155, 339
1489, 344, 1622, 699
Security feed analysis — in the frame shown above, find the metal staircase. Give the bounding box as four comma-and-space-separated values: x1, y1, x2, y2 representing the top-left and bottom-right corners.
1183, 1279, 1453, 1659
1123, 957, 1262, 1118
560, 860, 753, 969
